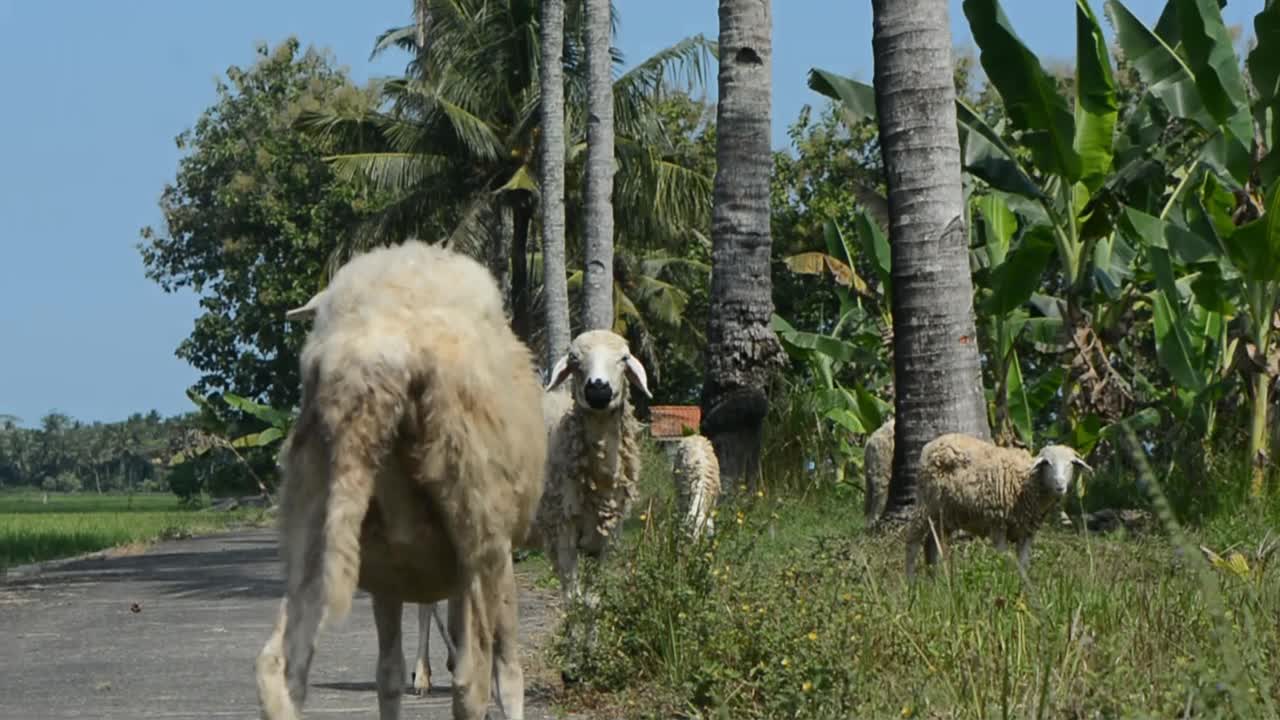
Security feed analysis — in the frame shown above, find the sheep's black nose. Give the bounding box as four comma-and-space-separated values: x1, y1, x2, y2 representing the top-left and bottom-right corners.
583, 378, 613, 409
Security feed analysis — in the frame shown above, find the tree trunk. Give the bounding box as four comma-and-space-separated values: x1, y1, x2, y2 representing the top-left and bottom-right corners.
489, 203, 513, 316
539, 0, 571, 371
581, 0, 615, 330
871, 0, 991, 522
701, 0, 784, 497
414, 0, 432, 59
511, 201, 534, 343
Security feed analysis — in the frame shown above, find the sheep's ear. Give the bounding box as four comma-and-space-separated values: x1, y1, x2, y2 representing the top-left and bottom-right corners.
1070, 456, 1093, 474
547, 354, 573, 391
1030, 456, 1050, 471
285, 291, 324, 322
624, 354, 652, 399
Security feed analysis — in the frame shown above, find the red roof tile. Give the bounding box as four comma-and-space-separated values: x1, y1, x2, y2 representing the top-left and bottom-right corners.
649, 405, 701, 438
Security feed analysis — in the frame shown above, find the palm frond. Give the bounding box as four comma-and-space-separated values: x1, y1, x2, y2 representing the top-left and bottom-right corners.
381, 78, 504, 162
324, 152, 451, 195
613, 35, 717, 138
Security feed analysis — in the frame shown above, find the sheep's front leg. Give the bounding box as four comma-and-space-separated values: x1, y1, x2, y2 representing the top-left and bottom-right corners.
550, 526, 581, 605
372, 593, 406, 720
1016, 537, 1033, 572
411, 603, 433, 695
490, 554, 525, 720
989, 527, 1009, 553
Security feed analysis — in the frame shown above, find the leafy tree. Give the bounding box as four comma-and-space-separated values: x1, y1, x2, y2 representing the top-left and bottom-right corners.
139, 38, 384, 410
298, 0, 714, 345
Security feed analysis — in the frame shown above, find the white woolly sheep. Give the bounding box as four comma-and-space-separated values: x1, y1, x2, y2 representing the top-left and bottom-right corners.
671, 434, 721, 540
539, 329, 651, 605
863, 417, 894, 524
904, 433, 1091, 581
257, 240, 546, 720
411, 329, 652, 689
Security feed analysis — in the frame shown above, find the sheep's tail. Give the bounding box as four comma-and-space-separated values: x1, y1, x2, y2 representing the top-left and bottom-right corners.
316, 335, 413, 627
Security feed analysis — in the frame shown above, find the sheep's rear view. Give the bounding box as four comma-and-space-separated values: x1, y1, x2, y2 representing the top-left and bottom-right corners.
672, 434, 721, 540
256, 241, 546, 720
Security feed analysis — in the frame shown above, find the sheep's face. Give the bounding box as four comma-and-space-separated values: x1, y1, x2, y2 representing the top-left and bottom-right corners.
547, 330, 652, 412
1031, 445, 1092, 497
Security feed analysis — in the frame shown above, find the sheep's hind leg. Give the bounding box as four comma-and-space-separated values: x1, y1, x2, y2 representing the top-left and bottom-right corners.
372, 593, 406, 720
256, 598, 300, 720
490, 554, 525, 720
278, 520, 326, 711
411, 603, 433, 695
448, 576, 495, 720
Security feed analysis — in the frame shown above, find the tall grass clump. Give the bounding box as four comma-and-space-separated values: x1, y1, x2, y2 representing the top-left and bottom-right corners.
554, 437, 1280, 719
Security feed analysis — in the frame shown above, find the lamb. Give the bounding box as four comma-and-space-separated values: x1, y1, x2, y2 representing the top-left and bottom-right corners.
671, 434, 721, 540
863, 417, 894, 524
256, 240, 547, 720
904, 433, 1092, 581
411, 329, 652, 690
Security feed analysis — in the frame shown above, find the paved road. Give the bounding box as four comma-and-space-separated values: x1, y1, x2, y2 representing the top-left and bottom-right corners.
0, 529, 563, 720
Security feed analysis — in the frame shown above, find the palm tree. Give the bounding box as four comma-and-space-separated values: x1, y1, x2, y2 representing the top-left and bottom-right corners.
701, 0, 784, 496
581, 0, 615, 330
539, 0, 571, 368
869, 0, 990, 522
297, 0, 713, 345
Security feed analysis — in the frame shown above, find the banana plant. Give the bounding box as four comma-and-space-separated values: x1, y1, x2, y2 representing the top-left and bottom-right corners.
1109, 0, 1280, 495
809, 0, 1166, 430
775, 216, 893, 481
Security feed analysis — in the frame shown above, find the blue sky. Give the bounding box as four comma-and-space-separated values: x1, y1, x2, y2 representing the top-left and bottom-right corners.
0, 0, 1263, 426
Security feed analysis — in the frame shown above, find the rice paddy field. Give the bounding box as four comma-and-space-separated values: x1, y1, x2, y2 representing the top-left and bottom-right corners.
0, 490, 263, 571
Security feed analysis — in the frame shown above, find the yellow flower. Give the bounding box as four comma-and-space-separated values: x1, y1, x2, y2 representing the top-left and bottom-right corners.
638, 513, 648, 521
901, 705, 914, 718
807, 631, 818, 642
741, 603, 751, 613
781, 657, 790, 667
841, 593, 854, 602
802, 681, 813, 693
756, 490, 765, 498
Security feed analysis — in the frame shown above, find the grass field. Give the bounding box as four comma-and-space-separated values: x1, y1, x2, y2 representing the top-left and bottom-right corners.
0, 490, 265, 571
546, 442, 1280, 720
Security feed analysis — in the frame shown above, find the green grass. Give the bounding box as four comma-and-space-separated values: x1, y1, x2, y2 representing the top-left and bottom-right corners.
550, 441, 1280, 720
0, 490, 264, 571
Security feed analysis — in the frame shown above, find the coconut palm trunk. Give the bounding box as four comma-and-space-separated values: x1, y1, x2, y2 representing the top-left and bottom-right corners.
539, 0, 571, 369
581, 0, 615, 330
870, 0, 991, 522
700, 0, 784, 496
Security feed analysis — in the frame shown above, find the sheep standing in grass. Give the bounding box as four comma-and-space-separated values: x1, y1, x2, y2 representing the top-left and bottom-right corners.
671, 434, 721, 540
540, 329, 650, 604
863, 418, 894, 524
257, 241, 546, 720
904, 433, 1091, 580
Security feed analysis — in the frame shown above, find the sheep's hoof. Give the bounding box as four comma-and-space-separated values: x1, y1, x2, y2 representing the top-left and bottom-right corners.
410, 671, 430, 695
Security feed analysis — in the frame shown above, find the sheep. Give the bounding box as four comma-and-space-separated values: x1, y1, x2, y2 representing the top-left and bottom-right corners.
671, 434, 721, 540
539, 329, 651, 606
904, 433, 1092, 581
411, 329, 652, 687
863, 417, 894, 524
256, 240, 547, 720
